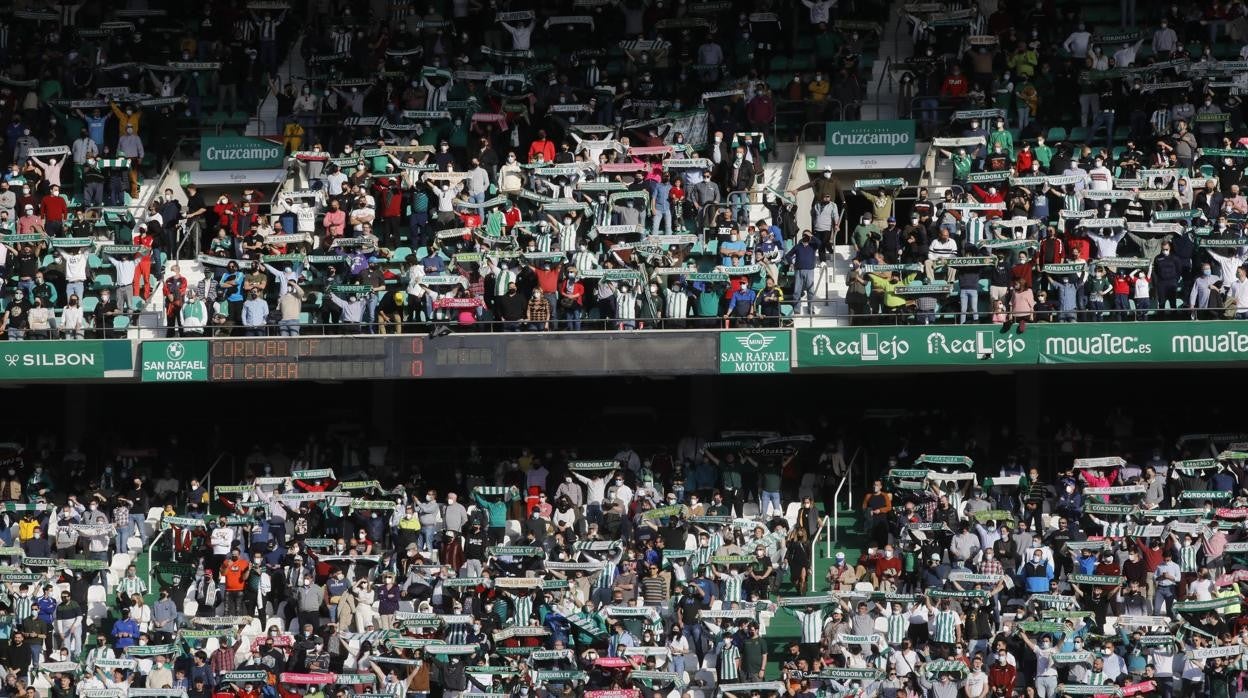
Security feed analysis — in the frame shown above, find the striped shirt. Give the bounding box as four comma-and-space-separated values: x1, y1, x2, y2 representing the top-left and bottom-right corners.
534, 232, 553, 252
573, 251, 598, 274
965, 217, 987, 245
931, 610, 959, 644
492, 267, 515, 296
331, 30, 352, 54
258, 16, 279, 41
721, 572, 744, 603
616, 291, 637, 320
444, 621, 471, 645
1150, 109, 1170, 136
886, 611, 909, 645
86, 644, 114, 670
691, 546, 712, 572
235, 18, 257, 42
664, 288, 690, 318
718, 643, 740, 681
593, 204, 611, 227
11, 594, 32, 621
1180, 544, 1198, 573
1084, 671, 1104, 686
1063, 193, 1081, 213
794, 608, 825, 643
510, 593, 533, 626
118, 576, 148, 599
558, 224, 577, 252
596, 558, 617, 589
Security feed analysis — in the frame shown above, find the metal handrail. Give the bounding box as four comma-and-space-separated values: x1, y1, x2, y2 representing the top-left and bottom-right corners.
831, 446, 861, 545
110, 304, 1229, 340
874, 56, 894, 98
198, 451, 230, 507
809, 515, 828, 593
832, 475, 848, 546
144, 527, 170, 594
845, 446, 860, 515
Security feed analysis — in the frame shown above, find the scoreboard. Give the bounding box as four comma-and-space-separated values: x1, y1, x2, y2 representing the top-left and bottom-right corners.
208, 337, 497, 381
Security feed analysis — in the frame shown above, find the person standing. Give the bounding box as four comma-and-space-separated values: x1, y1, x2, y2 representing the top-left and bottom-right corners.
783, 231, 821, 317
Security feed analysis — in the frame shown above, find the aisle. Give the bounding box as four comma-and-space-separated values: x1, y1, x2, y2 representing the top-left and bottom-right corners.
764, 511, 865, 678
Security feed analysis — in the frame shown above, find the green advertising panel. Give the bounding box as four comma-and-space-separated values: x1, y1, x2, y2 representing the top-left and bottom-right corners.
1035, 321, 1248, 364
825, 120, 916, 156
0, 340, 131, 380
719, 331, 791, 374
797, 325, 1035, 367
797, 322, 1248, 369
200, 136, 284, 171
141, 340, 209, 382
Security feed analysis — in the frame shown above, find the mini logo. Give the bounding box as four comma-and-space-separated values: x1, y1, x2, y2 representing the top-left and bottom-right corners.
3, 355, 14, 367
736, 332, 777, 353
166, 342, 186, 361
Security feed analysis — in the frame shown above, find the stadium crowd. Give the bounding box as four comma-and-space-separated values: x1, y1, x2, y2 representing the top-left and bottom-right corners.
848, 2, 1248, 326
0, 0, 892, 336
3, 430, 1248, 698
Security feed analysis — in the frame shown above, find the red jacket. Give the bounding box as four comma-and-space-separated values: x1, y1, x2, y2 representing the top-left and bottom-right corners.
941, 75, 968, 97
41, 196, 68, 222
528, 138, 555, 164
970, 185, 1004, 220
746, 95, 775, 125
533, 266, 560, 293
988, 663, 1016, 691
373, 178, 404, 218
559, 279, 585, 306
1065, 234, 1091, 262
504, 207, 522, 229
1015, 150, 1034, 174
163, 275, 187, 303
231, 210, 259, 237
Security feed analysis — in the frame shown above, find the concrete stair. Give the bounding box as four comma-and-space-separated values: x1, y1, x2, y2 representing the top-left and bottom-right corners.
764, 510, 866, 677
860, 0, 915, 122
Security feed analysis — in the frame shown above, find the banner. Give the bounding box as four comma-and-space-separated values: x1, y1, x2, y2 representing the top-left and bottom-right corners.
201, 136, 283, 171
1174, 597, 1239, 613
825, 120, 915, 156
1069, 574, 1124, 586
855, 177, 906, 189
125, 644, 180, 656
488, 546, 544, 557
280, 674, 335, 685
1114, 616, 1173, 627
221, 672, 271, 683
798, 322, 1248, 369
1017, 621, 1067, 632
1083, 485, 1145, 495
567, 460, 617, 471
142, 340, 208, 383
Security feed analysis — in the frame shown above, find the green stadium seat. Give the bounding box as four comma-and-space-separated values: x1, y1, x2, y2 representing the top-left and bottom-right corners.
82, 297, 98, 313
1046, 127, 1067, 142
1068, 127, 1089, 143
112, 316, 130, 329
92, 274, 113, 290
769, 56, 789, 72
